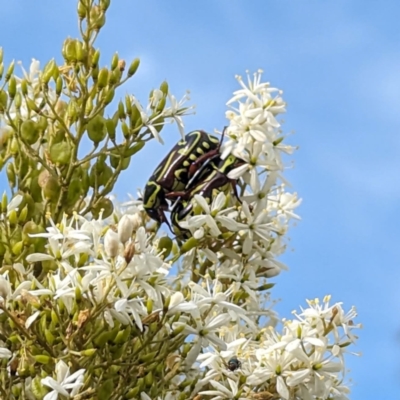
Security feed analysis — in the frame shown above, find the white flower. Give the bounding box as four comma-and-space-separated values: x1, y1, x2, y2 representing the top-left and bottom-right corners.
41, 360, 85, 400
0, 347, 12, 359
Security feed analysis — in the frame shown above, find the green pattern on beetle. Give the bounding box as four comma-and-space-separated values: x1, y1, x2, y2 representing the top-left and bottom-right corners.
143, 130, 221, 225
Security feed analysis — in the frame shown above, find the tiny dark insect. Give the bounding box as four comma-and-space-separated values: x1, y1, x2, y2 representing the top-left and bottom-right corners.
227, 356, 241, 371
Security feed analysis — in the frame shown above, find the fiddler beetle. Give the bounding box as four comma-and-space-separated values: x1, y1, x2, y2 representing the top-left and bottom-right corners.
227, 356, 241, 371
170, 154, 244, 237
143, 130, 225, 226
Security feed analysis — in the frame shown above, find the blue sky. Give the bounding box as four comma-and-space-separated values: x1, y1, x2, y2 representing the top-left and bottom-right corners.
1, 1, 399, 398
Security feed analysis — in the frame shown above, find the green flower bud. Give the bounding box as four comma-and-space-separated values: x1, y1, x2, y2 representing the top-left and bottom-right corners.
97, 67, 109, 89
126, 387, 140, 399
100, 0, 111, 11
111, 53, 119, 70
22, 221, 39, 245
124, 95, 132, 115
139, 351, 158, 363
5, 60, 14, 81
12, 241, 23, 256
42, 59, 56, 84
18, 205, 28, 223
171, 324, 186, 338
25, 97, 39, 113
66, 178, 82, 206
91, 6, 106, 30
21, 79, 28, 95
0, 90, 8, 112
105, 118, 116, 140
14, 92, 22, 109
92, 49, 100, 67
20, 120, 39, 145
81, 348, 97, 357
44, 329, 55, 345
67, 99, 79, 123
157, 236, 173, 259
97, 379, 114, 400
146, 298, 153, 314
0, 48, 3, 64
121, 121, 130, 139
87, 114, 106, 143
0, 64, 3, 80
56, 76, 63, 96
62, 38, 77, 63
9, 137, 19, 154
37, 115, 48, 132
128, 58, 140, 77
49, 141, 72, 165
77, 0, 86, 19
92, 67, 99, 82
160, 80, 168, 95
92, 198, 113, 219
8, 76, 16, 98
118, 100, 125, 119
33, 355, 51, 365
124, 140, 145, 156
103, 88, 115, 105
257, 283, 275, 291
6, 162, 16, 188
109, 153, 130, 170
109, 68, 121, 85
113, 325, 131, 344
96, 164, 113, 187
54, 99, 67, 117
75, 40, 85, 62
1, 192, 7, 213
39, 170, 60, 201
180, 237, 198, 254
156, 95, 166, 112
144, 371, 154, 387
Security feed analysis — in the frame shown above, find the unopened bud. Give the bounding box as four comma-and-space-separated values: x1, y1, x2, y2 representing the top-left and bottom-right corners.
160, 80, 168, 95
77, 1, 86, 19
8, 76, 16, 98
103, 88, 115, 105
0, 90, 7, 112
21, 120, 39, 145
87, 114, 106, 144
121, 121, 130, 139
105, 118, 116, 140
118, 214, 134, 244
5, 60, 15, 81
100, 0, 111, 11
128, 58, 140, 77
111, 53, 119, 70
118, 59, 126, 71
21, 79, 28, 96
117, 101, 125, 119
104, 228, 119, 258
92, 49, 100, 67
97, 67, 109, 89
42, 59, 56, 84
75, 40, 85, 62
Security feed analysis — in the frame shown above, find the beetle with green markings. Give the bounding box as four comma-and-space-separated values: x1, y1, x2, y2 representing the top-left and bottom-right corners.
170, 153, 244, 237
143, 130, 224, 226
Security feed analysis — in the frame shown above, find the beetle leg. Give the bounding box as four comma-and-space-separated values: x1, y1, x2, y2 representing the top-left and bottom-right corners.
230, 180, 242, 204
165, 191, 190, 200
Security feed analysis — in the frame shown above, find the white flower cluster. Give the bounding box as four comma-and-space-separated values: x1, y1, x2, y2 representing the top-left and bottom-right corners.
179, 71, 301, 282
196, 296, 360, 400
0, 71, 360, 400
